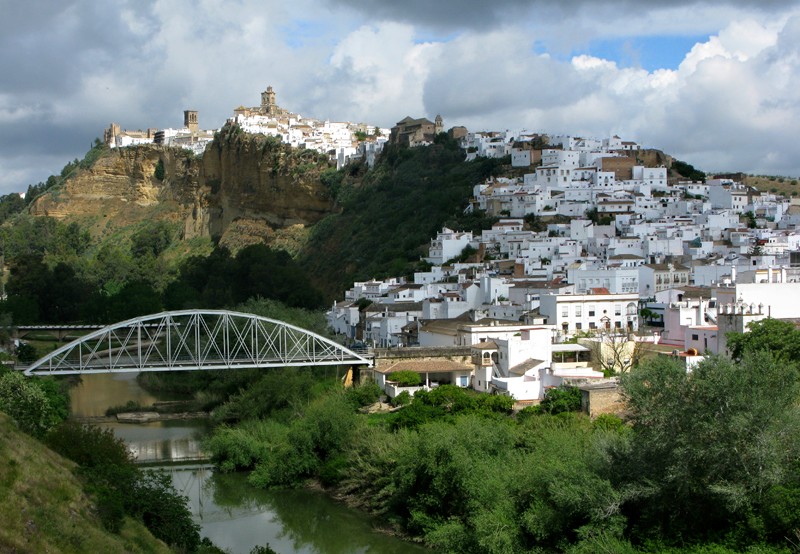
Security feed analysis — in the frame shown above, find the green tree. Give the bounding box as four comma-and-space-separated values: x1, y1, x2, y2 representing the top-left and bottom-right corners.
0, 372, 58, 437
726, 318, 800, 362
154, 158, 166, 181
15, 341, 38, 363
538, 385, 582, 414
390, 370, 422, 387
130, 221, 173, 259
47, 421, 201, 547
129, 471, 200, 552
672, 160, 706, 182
618, 353, 800, 544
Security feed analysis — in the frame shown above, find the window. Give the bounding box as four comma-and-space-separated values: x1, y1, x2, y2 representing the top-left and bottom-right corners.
575, 306, 582, 317
575, 323, 582, 330
692, 334, 699, 340
589, 322, 597, 329
615, 321, 622, 328
562, 306, 569, 317
614, 304, 621, 316
588, 305, 596, 317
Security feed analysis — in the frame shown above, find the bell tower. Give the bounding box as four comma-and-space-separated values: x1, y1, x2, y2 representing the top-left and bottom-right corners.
184, 110, 198, 134
434, 114, 443, 135
261, 86, 277, 115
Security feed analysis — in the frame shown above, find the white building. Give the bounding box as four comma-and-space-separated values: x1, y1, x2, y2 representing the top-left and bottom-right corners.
539, 291, 640, 336
425, 228, 475, 265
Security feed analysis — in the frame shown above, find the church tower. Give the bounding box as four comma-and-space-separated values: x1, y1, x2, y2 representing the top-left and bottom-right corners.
184, 110, 198, 134
261, 86, 277, 116
434, 114, 443, 135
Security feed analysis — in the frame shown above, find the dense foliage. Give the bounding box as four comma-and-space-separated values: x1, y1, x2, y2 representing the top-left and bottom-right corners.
164, 244, 324, 310
300, 135, 506, 296
46, 421, 203, 551
0, 368, 70, 437
726, 318, 800, 361
0, 238, 324, 328
0, 363, 208, 550
672, 159, 706, 182
203, 346, 800, 553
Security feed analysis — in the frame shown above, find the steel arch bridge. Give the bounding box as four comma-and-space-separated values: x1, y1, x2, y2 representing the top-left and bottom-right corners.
23, 310, 373, 376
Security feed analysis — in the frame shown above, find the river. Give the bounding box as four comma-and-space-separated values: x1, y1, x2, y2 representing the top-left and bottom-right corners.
69, 373, 430, 554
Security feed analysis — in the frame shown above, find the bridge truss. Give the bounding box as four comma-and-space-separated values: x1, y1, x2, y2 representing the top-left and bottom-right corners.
23, 310, 373, 376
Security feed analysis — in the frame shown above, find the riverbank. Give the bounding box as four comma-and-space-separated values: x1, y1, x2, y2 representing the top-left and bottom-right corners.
0, 413, 173, 553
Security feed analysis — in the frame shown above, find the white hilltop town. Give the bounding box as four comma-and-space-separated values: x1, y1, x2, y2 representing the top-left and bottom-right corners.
101, 86, 800, 410
103, 85, 392, 168
327, 126, 800, 409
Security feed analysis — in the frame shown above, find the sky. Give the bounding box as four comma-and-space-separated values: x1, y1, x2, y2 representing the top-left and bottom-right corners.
2, 0, 800, 195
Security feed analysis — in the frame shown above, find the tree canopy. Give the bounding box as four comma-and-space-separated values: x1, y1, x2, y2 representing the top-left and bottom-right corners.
618, 353, 800, 544
726, 317, 800, 362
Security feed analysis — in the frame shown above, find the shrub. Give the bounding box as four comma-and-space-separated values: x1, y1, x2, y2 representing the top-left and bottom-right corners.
392, 390, 411, 406
391, 370, 422, 387
129, 471, 200, 552
205, 419, 285, 472
47, 421, 201, 548
344, 382, 382, 408
249, 392, 360, 488
47, 420, 134, 469
15, 342, 38, 363
592, 413, 626, 433
154, 159, 165, 181
33, 377, 70, 422
539, 386, 582, 414
475, 393, 515, 415
0, 372, 59, 437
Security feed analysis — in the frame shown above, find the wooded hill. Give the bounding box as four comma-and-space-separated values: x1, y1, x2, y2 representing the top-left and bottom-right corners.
0, 129, 785, 319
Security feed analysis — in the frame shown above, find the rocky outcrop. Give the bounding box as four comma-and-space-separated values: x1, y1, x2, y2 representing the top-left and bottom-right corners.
30, 145, 197, 234
202, 126, 336, 242
29, 125, 338, 248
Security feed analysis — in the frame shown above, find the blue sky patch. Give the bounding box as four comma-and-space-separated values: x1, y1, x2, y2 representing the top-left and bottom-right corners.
579, 34, 710, 71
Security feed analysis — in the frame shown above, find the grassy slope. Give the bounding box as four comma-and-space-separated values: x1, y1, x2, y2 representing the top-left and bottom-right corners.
0, 413, 171, 554
746, 174, 800, 198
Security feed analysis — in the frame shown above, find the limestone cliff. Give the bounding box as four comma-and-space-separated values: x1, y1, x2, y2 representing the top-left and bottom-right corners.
29, 124, 337, 250
200, 125, 336, 250
30, 145, 197, 236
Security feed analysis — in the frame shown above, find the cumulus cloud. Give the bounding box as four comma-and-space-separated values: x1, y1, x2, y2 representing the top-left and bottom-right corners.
298, 22, 434, 123
1, 1, 800, 194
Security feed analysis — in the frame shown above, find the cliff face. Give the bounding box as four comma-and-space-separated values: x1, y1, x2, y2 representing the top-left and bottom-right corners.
29, 126, 337, 249
30, 146, 197, 234
201, 126, 337, 249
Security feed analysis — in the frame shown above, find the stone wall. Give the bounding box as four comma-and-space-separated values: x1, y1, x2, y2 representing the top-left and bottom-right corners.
579, 382, 624, 418
371, 346, 473, 373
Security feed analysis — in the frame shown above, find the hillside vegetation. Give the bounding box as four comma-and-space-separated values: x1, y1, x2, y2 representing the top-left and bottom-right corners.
6, 129, 798, 313
0, 412, 171, 553
298, 135, 505, 297
203, 321, 800, 553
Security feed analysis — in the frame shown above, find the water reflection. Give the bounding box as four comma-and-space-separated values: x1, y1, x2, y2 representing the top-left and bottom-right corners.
69, 372, 163, 417
167, 468, 430, 554
103, 420, 210, 463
